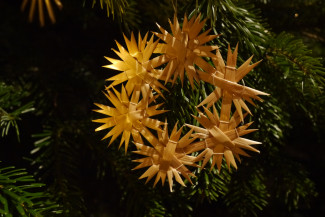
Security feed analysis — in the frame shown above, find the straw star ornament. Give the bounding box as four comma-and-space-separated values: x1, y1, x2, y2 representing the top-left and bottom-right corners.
154, 14, 219, 88
94, 13, 269, 191
185, 106, 260, 171
198, 44, 269, 121
104, 32, 167, 98
133, 122, 197, 192
93, 85, 167, 152
21, 0, 63, 26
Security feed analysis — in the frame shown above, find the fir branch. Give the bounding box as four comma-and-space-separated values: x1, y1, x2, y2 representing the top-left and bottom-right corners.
267, 156, 318, 211
264, 32, 325, 122
0, 163, 61, 216
31, 125, 87, 216
189, 162, 230, 204
187, 0, 269, 58
223, 168, 269, 217
266, 32, 325, 92
0, 82, 34, 141
86, 0, 140, 30
90, 0, 128, 19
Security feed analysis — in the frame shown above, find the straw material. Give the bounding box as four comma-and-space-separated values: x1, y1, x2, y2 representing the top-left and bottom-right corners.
104, 32, 168, 98
133, 122, 197, 192
153, 14, 219, 88
94, 14, 268, 190
93, 85, 167, 153
21, 0, 62, 26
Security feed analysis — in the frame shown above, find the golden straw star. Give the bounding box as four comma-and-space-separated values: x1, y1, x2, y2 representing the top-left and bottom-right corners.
104, 32, 167, 98
197, 44, 268, 121
153, 14, 219, 88
185, 106, 260, 171
21, 0, 63, 26
93, 85, 167, 152
133, 121, 197, 192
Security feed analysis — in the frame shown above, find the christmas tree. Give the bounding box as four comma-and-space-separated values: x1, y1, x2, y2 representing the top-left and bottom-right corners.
1, 0, 324, 216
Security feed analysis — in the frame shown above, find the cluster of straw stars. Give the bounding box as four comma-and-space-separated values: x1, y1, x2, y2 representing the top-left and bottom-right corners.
93, 14, 268, 192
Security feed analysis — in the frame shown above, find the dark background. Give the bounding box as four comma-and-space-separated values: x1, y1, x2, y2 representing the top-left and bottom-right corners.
1, 0, 325, 216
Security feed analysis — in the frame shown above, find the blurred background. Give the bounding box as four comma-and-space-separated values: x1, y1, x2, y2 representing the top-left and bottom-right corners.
0, 0, 324, 216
